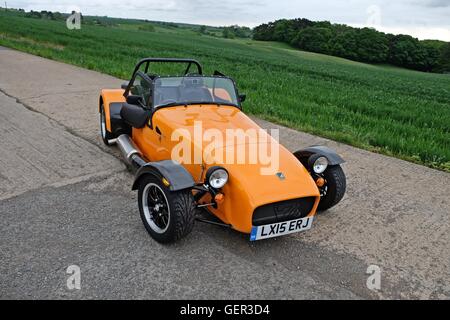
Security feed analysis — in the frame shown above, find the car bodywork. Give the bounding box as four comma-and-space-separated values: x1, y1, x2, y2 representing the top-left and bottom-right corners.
99, 58, 345, 240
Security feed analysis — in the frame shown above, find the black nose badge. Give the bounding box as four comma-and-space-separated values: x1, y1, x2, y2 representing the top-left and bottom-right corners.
276, 172, 286, 180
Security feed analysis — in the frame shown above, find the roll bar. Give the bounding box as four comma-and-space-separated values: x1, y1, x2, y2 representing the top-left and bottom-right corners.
132, 58, 203, 77
124, 58, 204, 97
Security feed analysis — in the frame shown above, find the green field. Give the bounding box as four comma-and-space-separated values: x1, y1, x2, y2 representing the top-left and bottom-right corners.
0, 11, 449, 171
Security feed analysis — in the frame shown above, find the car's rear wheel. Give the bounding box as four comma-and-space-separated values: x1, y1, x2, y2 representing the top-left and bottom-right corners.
100, 104, 114, 146
138, 175, 195, 243
317, 165, 346, 211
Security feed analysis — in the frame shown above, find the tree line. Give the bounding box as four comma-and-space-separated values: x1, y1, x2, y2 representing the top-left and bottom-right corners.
253, 18, 450, 73
198, 25, 252, 39
25, 10, 66, 20
221, 25, 252, 39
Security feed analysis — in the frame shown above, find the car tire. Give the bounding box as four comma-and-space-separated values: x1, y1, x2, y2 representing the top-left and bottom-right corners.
138, 174, 195, 243
317, 165, 346, 211
100, 104, 115, 146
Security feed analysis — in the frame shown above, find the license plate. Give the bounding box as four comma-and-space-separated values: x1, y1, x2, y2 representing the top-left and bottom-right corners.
250, 217, 314, 241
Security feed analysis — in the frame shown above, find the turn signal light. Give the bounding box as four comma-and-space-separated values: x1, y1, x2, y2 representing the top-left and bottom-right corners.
162, 177, 171, 187
214, 193, 225, 203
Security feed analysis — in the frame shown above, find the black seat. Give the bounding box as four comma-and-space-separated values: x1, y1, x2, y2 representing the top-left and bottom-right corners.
120, 103, 150, 129
179, 87, 213, 102
155, 87, 180, 104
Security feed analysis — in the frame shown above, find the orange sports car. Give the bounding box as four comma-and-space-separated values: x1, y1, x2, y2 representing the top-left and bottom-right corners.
99, 58, 346, 243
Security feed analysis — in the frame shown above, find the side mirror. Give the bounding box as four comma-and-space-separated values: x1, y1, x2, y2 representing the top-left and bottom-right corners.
121, 82, 129, 90
126, 95, 143, 105
239, 94, 246, 103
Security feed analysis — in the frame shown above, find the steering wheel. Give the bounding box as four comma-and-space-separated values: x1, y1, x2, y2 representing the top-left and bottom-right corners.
181, 76, 204, 88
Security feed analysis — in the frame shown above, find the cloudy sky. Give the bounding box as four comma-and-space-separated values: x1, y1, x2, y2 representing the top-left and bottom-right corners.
6, 0, 450, 41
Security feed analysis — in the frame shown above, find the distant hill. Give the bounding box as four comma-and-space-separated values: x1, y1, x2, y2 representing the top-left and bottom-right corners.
253, 18, 450, 73
1, 7, 252, 40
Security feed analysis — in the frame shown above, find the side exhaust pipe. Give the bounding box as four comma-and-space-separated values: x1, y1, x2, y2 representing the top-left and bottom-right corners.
117, 134, 147, 168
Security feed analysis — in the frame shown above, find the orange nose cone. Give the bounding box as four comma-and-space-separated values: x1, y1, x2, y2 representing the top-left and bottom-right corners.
316, 177, 326, 187
215, 193, 225, 203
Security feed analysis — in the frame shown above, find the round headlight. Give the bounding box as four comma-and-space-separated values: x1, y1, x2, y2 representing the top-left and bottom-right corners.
206, 167, 229, 189
312, 156, 328, 174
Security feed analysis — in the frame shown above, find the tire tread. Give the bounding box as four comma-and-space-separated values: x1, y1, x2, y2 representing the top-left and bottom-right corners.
318, 165, 346, 211
172, 190, 196, 241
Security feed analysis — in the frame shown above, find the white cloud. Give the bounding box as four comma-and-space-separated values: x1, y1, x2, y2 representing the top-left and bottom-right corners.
7, 0, 450, 41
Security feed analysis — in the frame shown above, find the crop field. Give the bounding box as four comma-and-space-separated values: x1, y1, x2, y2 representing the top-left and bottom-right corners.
0, 11, 449, 171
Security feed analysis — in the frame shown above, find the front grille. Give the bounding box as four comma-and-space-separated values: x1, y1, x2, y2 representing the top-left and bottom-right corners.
252, 197, 316, 226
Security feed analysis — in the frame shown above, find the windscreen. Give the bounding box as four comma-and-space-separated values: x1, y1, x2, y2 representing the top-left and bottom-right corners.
153, 76, 239, 108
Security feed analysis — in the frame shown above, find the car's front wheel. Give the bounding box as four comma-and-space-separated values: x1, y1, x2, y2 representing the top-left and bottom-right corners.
138, 175, 195, 243
317, 165, 346, 211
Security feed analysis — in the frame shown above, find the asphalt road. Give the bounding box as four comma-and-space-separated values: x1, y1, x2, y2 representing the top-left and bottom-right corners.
0, 47, 449, 299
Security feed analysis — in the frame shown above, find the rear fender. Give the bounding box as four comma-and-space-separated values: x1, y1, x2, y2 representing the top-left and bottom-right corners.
132, 160, 195, 192
99, 89, 126, 132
